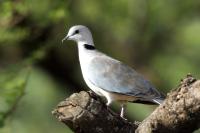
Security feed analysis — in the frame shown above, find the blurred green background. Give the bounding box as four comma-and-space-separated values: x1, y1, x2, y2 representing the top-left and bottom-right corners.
0, 0, 200, 133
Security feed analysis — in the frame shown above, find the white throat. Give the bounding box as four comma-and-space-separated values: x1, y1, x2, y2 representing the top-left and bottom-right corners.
77, 39, 94, 46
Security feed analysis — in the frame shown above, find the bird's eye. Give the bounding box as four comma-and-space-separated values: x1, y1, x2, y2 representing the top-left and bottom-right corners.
74, 30, 79, 34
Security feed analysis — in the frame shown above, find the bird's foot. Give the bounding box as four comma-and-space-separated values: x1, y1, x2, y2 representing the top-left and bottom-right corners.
87, 91, 100, 101
87, 90, 97, 97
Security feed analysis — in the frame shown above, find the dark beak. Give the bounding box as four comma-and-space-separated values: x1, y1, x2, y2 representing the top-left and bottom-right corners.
62, 36, 69, 43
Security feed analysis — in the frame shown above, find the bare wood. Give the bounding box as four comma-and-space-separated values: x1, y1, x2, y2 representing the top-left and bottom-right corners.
136, 75, 200, 133
52, 75, 200, 133
52, 91, 137, 133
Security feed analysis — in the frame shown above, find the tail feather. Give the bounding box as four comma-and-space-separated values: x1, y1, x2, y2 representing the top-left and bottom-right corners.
153, 91, 166, 104
131, 94, 166, 105
152, 98, 164, 105
131, 98, 165, 105
132, 99, 157, 105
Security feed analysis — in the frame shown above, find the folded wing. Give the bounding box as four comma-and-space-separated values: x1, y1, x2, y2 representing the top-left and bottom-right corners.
85, 53, 164, 102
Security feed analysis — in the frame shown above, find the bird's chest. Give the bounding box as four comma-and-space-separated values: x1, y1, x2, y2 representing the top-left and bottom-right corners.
78, 50, 103, 96
78, 50, 94, 73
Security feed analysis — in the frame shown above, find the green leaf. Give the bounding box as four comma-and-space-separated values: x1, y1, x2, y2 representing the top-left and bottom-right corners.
0, 67, 31, 127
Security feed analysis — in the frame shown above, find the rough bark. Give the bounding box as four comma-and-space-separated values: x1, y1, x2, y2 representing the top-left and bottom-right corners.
52, 91, 137, 133
52, 75, 200, 133
136, 75, 200, 133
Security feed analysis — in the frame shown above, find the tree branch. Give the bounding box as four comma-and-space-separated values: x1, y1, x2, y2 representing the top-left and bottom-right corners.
52, 75, 200, 133
136, 75, 200, 133
52, 91, 137, 133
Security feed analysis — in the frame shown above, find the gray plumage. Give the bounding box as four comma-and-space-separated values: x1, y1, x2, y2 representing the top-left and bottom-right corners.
84, 50, 164, 104
62, 25, 165, 117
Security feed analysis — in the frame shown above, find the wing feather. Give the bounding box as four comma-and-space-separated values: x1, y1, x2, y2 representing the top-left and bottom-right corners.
85, 54, 163, 100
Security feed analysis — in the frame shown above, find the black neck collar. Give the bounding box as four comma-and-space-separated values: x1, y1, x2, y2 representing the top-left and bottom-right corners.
84, 44, 96, 50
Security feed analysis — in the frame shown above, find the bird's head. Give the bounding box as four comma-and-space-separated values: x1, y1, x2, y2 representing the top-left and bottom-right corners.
62, 25, 94, 45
